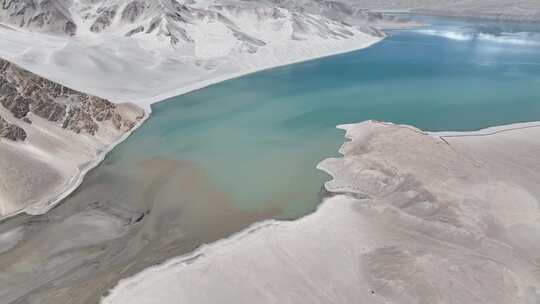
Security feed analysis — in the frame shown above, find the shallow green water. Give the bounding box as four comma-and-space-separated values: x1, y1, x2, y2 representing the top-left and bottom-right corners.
102, 17, 540, 219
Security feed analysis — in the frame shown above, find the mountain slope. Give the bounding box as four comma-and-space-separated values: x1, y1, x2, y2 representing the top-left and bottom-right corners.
0, 0, 391, 105
0, 58, 144, 217
1, 0, 391, 39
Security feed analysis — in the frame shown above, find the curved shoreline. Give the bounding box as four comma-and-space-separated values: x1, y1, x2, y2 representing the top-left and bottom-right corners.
0, 34, 384, 222
102, 119, 540, 304
5, 11, 539, 220
0, 11, 536, 297
17, 112, 152, 217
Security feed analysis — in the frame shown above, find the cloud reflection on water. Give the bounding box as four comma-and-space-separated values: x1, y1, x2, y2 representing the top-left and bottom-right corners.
416, 28, 540, 46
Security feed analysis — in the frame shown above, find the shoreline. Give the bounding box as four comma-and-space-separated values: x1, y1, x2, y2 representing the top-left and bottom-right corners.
3, 12, 539, 219
102, 119, 540, 303
115, 11, 540, 111
413, 10, 540, 24
16, 111, 152, 217
0, 34, 384, 222
5, 10, 540, 221
430, 121, 540, 137
2, 11, 540, 302
133, 37, 385, 110
0, 111, 151, 222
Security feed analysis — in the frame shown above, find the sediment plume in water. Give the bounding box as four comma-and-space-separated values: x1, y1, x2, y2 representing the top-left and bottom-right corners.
0, 157, 277, 304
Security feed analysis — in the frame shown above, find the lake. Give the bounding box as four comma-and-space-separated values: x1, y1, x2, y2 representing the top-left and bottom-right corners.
1, 16, 539, 304
103, 16, 540, 219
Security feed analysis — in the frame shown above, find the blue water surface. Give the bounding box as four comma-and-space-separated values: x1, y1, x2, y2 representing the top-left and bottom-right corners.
102, 17, 540, 218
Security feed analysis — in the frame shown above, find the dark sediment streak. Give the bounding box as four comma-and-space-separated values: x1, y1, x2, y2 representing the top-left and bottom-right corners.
0, 157, 277, 304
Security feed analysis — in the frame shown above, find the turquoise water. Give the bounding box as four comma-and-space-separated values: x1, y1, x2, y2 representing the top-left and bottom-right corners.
4, 17, 540, 303
101, 17, 540, 219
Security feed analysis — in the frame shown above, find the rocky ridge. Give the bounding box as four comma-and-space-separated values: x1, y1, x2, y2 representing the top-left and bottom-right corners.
0, 0, 77, 35
0, 0, 395, 105
0, 58, 141, 141
0, 115, 25, 140
76, 0, 389, 48
0, 0, 390, 44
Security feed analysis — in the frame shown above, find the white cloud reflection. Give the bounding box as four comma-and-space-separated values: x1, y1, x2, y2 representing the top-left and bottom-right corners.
416, 28, 540, 46
416, 29, 472, 41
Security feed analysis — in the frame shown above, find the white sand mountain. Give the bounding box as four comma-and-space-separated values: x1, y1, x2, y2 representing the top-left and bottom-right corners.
0, 0, 398, 36
0, 0, 393, 106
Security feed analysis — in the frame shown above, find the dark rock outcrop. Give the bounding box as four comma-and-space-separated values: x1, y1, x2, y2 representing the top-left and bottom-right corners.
62, 106, 99, 135
121, 1, 147, 23
146, 16, 162, 34
0, 115, 26, 141
0, 58, 143, 137
125, 25, 145, 37
1, 0, 77, 35
31, 98, 66, 122
90, 5, 118, 33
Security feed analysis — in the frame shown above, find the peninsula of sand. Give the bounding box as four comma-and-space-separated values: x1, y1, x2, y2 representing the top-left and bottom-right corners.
103, 120, 540, 304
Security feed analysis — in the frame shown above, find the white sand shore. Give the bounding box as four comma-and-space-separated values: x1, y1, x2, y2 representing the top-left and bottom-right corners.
0, 13, 385, 110
134, 34, 384, 110
0, 32, 381, 220
102, 120, 540, 304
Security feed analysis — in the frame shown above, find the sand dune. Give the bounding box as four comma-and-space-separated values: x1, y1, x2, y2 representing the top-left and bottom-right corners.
0, 2, 389, 108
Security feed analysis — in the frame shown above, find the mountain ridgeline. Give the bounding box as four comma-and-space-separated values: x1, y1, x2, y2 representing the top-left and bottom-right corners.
0, 0, 389, 44
0, 58, 142, 142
